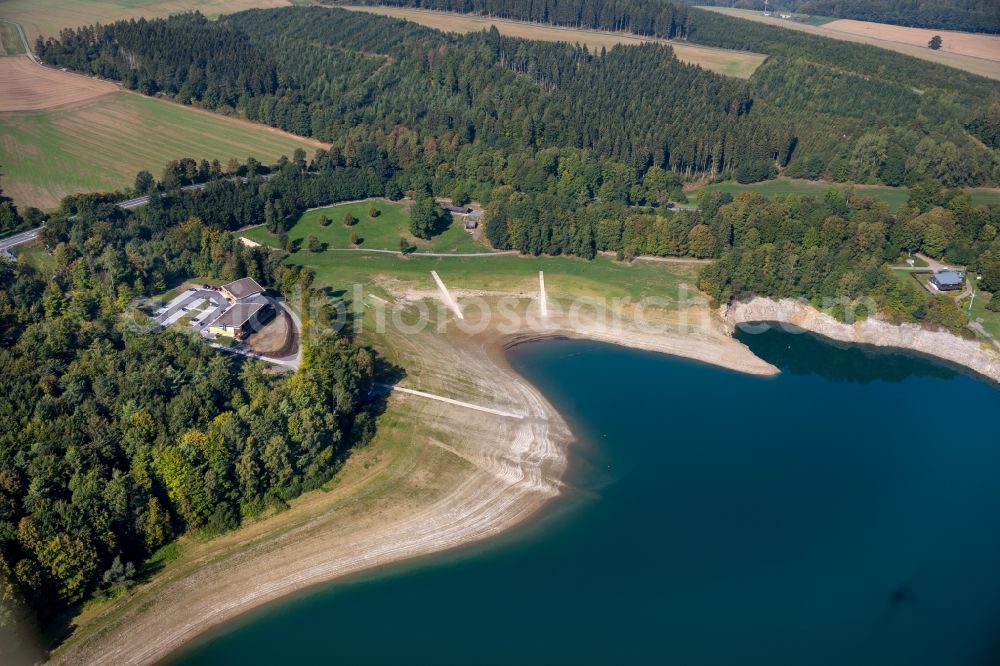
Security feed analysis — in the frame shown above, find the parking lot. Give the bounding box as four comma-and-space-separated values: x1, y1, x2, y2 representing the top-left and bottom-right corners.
154, 287, 228, 335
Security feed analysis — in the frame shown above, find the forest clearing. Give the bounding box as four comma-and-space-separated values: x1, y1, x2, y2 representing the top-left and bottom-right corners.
0, 91, 323, 209
700, 6, 1000, 80
342, 5, 768, 78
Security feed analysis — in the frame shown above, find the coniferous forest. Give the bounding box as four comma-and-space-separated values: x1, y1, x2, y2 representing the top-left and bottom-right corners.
36, 7, 1000, 187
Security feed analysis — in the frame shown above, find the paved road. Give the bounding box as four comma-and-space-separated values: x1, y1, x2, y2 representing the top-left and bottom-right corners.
0, 228, 42, 253
326, 247, 519, 257
3, 181, 218, 252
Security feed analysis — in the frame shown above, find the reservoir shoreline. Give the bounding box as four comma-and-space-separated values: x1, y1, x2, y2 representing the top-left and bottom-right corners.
51, 294, 1000, 665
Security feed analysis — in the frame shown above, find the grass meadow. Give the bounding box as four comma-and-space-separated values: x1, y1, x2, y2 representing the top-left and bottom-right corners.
241, 199, 701, 305
0, 20, 25, 55
0, 91, 321, 209
0, 0, 293, 44
243, 200, 489, 255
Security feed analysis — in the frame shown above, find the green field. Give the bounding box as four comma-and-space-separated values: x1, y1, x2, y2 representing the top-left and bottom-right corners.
969, 291, 1000, 341
793, 14, 836, 26
0, 20, 25, 55
688, 178, 1000, 210
244, 200, 489, 255
0, 91, 321, 209
244, 246, 695, 309
0, 0, 293, 44
242, 198, 702, 303
11, 240, 56, 271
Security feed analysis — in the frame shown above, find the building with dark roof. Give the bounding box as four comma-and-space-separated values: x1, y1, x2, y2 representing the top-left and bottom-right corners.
221, 277, 265, 302
207, 300, 274, 339
929, 270, 965, 292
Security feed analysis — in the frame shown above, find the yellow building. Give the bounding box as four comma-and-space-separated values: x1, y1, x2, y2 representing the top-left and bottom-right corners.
207, 301, 274, 340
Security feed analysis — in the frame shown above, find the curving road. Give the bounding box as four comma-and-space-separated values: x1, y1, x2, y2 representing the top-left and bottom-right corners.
3, 181, 215, 253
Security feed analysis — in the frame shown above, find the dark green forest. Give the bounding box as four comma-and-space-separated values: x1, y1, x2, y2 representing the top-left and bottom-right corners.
698, 0, 1000, 34
35, 6, 1000, 187
0, 155, 389, 657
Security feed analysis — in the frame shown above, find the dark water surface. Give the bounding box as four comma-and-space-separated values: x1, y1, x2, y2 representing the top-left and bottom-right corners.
170, 328, 1000, 666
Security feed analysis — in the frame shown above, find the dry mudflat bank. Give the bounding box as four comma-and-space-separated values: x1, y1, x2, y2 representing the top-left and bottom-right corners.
49, 282, 1000, 665
723, 297, 1000, 385
56, 287, 1000, 665
51, 285, 773, 666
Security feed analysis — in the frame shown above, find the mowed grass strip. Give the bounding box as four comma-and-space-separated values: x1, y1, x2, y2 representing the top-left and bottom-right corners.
270, 243, 700, 304
244, 199, 491, 254
0, 20, 25, 55
688, 178, 1000, 210
341, 6, 766, 78
0, 90, 324, 209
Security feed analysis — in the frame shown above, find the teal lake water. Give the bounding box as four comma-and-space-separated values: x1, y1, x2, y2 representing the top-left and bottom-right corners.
170, 328, 1000, 665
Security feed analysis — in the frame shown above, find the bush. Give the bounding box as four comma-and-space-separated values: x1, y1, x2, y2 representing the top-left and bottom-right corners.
368, 205, 380, 218
205, 503, 240, 535
343, 212, 358, 227
307, 235, 322, 252
318, 214, 331, 227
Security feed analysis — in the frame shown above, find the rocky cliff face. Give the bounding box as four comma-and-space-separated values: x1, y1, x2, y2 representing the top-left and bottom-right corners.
722, 298, 1000, 385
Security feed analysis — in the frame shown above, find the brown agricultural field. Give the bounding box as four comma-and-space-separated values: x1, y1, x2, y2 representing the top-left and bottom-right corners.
342, 6, 768, 78
701, 7, 1000, 81
822, 19, 1000, 62
0, 55, 118, 112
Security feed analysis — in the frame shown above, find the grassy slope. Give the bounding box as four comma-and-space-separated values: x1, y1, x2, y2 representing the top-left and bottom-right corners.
0, 0, 292, 43
689, 178, 1000, 210
0, 20, 26, 55
244, 200, 488, 254
0, 91, 322, 209
341, 6, 767, 78
243, 199, 701, 301
970, 291, 1000, 341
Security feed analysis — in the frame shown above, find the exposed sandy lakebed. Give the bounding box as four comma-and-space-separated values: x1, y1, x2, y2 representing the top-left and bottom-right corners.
54, 289, 1000, 665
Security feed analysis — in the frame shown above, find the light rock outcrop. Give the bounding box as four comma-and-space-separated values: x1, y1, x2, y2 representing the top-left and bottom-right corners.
722, 297, 1000, 385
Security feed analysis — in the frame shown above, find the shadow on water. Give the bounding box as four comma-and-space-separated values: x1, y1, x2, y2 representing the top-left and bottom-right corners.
736, 323, 958, 384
